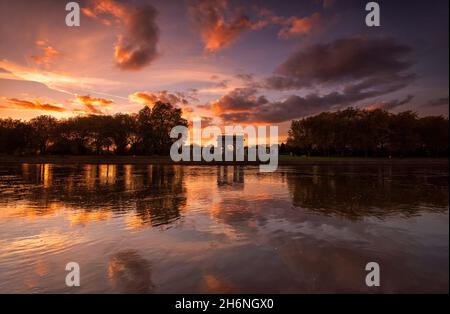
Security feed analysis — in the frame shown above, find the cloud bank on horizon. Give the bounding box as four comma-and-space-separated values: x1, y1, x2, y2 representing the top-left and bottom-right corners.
0, 0, 448, 137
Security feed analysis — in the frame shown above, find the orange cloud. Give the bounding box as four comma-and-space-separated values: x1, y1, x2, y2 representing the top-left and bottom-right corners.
188, 1, 329, 51
278, 13, 324, 38
82, 0, 126, 20
83, 0, 159, 70
75, 95, 113, 107
256, 8, 328, 39
30, 40, 60, 65
188, 0, 254, 52
74, 95, 113, 114
129, 91, 189, 107
4, 98, 66, 112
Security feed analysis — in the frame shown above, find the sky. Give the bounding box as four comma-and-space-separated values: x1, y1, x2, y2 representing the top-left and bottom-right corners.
0, 0, 448, 140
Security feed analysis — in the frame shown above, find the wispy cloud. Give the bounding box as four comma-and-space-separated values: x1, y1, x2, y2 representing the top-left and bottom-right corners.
364, 95, 414, 111
0, 59, 119, 96
30, 40, 60, 66
277, 13, 325, 39
3, 97, 66, 112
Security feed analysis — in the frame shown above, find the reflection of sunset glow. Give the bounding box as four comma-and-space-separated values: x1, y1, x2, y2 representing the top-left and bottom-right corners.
0, 202, 59, 220
202, 274, 235, 293
0, 162, 448, 293
22, 259, 50, 289
84, 164, 97, 190
20, 164, 54, 188
21, 163, 30, 178
34, 259, 50, 277
124, 215, 146, 230
124, 165, 133, 190
41, 164, 52, 188
0, 231, 85, 256
99, 164, 117, 185
68, 210, 112, 226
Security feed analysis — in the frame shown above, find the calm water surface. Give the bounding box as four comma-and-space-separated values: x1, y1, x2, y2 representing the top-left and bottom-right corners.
0, 162, 448, 293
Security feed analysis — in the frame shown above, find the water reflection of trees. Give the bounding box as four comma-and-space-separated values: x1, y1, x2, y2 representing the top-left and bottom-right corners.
1, 163, 448, 225
0, 164, 186, 227
285, 165, 449, 219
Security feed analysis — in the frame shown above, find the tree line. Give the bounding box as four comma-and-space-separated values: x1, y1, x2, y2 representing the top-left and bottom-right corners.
0, 104, 448, 157
0, 102, 187, 156
286, 108, 448, 157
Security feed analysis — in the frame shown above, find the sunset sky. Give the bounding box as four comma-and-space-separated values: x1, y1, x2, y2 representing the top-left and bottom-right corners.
0, 0, 448, 139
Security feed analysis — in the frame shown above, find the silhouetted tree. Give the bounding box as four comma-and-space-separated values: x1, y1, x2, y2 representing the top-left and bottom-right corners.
136, 106, 153, 154
111, 113, 138, 155
0, 118, 33, 154
287, 108, 448, 157
150, 102, 187, 155
29, 115, 58, 154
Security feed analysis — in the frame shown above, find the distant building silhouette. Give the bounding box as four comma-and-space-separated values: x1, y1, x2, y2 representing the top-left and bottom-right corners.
216, 134, 245, 161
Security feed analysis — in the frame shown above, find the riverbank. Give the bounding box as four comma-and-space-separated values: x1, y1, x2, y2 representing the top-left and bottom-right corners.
0, 154, 447, 166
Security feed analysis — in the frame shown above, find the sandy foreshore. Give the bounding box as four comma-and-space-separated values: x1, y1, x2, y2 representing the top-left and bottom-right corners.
0, 154, 447, 166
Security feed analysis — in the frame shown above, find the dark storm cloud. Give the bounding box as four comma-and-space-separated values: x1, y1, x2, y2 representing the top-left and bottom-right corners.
264, 37, 414, 90
211, 87, 268, 113
215, 88, 365, 123
213, 72, 416, 124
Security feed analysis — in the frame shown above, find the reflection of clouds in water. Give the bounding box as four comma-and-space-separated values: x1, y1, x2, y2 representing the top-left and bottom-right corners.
201, 274, 235, 293
108, 250, 153, 293
0, 163, 448, 293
